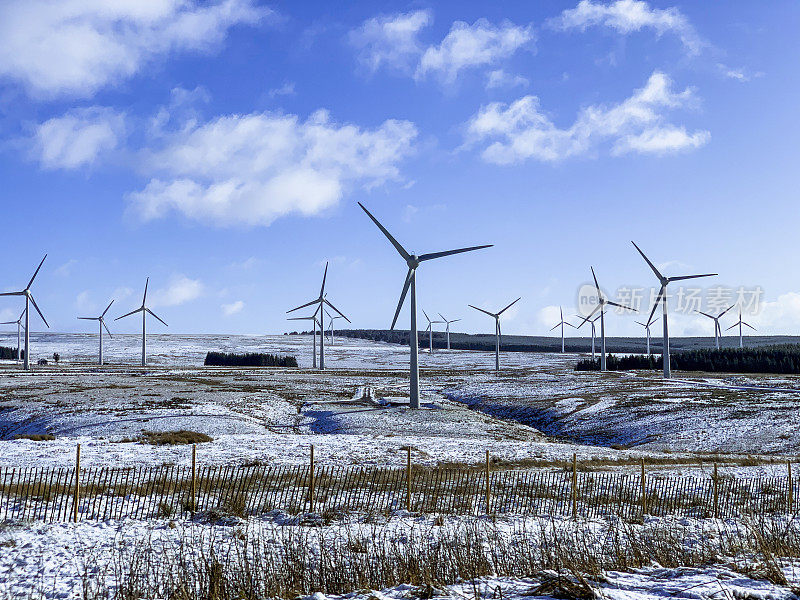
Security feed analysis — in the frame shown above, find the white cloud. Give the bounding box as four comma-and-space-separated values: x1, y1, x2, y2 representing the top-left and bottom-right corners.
0, 0, 268, 98
538, 305, 567, 329
221, 300, 244, 316
75, 290, 94, 312
550, 0, 703, 55
128, 109, 417, 227
417, 19, 533, 83
31, 107, 125, 170
229, 257, 260, 270
349, 9, 432, 73
485, 69, 529, 90
55, 259, 79, 277
466, 71, 708, 164
268, 81, 296, 98
150, 275, 203, 307
112, 287, 134, 302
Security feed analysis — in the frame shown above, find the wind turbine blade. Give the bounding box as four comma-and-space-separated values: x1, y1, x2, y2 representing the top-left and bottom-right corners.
418, 244, 493, 262
725, 322, 738, 331
576, 303, 602, 328
77, 317, 98, 321
743, 322, 756, 330
605, 300, 636, 312
646, 285, 666, 325
560, 306, 563, 321
438, 313, 448, 322
28, 294, 49, 328
423, 309, 431, 323
146, 308, 168, 327
0, 321, 17, 325
695, 310, 715, 319
574, 315, 587, 328
323, 298, 350, 323
103, 320, 113, 338
320, 262, 328, 298
287, 298, 319, 313
631, 241, 664, 281
647, 315, 660, 327
565, 322, 577, 328
668, 273, 717, 282
143, 278, 149, 305
635, 321, 646, 327
498, 297, 521, 315
451, 319, 461, 323
287, 316, 315, 321
358, 202, 411, 261
590, 266, 600, 294
0, 292, 24, 297
468, 304, 497, 318
391, 268, 413, 330
718, 303, 736, 318
115, 307, 144, 321
497, 320, 501, 338
549, 323, 560, 331
101, 299, 115, 318
26, 254, 47, 290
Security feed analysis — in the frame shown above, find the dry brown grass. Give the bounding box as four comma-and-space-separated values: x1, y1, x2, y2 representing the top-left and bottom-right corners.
142, 430, 213, 445
12, 433, 55, 441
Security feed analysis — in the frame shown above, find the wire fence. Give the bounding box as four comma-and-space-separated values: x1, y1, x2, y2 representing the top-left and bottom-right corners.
0, 448, 796, 522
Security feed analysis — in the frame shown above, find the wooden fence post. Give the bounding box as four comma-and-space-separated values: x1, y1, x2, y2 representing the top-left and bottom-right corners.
485, 449, 491, 514
572, 453, 577, 520
309, 444, 315, 513
789, 461, 794, 513
73, 444, 81, 523
713, 463, 719, 519
640, 458, 647, 518
406, 447, 412, 512
191, 444, 197, 513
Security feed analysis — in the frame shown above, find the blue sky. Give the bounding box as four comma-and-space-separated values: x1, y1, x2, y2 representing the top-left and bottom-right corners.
0, 0, 798, 338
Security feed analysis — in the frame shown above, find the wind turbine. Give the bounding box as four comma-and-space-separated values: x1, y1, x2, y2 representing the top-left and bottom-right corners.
469, 297, 521, 372
632, 241, 717, 378
288, 314, 320, 368
0, 308, 26, 363
287, 263, 350, 370
115, 279, 168, 366
438, 313, 461, 350
576, 268, 637, 370
550, 307, 575, 354
575, 310, 602, 360
78, 300, 115, 365
324, 308, 344, 345
726, 307, 755, 349
695, 304, 735, 350
422, 310, 443, 353
635, 314, 660, 355
359, 202, 492, 408
0, 255, 49, 370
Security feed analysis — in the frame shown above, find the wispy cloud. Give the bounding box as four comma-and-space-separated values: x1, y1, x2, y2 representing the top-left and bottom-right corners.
150, 275, 204, 307
549, 0, 704, 56
221, 300, 244, 316
55, 259, 79, 277
268, 81, 296, 98
485, 69, 529, 90
466, 71, 709, 164
349, 9, 432, 73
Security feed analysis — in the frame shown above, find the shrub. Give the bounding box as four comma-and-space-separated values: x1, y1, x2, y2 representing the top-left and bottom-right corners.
142, 430, 213, 445
0, 347, 22, 360
12, 434, 55, 441
204, 352, 298, 367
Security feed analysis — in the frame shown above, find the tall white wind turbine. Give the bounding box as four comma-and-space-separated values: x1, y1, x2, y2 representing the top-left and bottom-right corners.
696, 304, 735, 350
422, 310, 444, 353
575, 311, 602, 360
115, 278, 168, 366
469, 297, 521, 372
288, 314, 320, 368
635, 314, 660, 355
726, 307, 755, 349
0, 308, 26, 363
287, 263, 350, 370
632, 241, 717, 378
576, 268, 637, 370
78, 300, 114, 365
324, 309, 344, 345
359, 202, 492, 408
550, 307, 575, 354
438, 313, 461, 350
0, 255, 49, 370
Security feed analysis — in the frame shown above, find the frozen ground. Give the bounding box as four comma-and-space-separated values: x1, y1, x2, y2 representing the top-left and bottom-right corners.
1, 334, 800, 476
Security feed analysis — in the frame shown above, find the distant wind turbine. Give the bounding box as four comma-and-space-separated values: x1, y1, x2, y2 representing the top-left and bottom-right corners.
469, 297, 521, 372
78, 300, 114, 365
288, 314, 320, 368
115, 278, 168, 366
0, 308, 26, 363
0, 255, 49, 370
726, 307, 755, 348
635, 314, 660, 355
438, 313, 461, 350
422, 310, 443, 353
325, 309, 344, 345
359, 202, 492, 408
550, 307, 575, 354
575, 311, 602, 360
287, 262, 350, 370
695, 304, 735, 350
576, 268, 637, 370
632, 241, 716, 378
